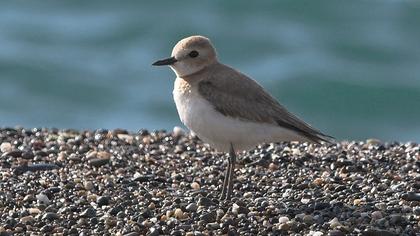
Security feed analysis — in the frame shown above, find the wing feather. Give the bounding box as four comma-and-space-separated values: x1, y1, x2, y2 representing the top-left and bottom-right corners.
198, 64, 333, 143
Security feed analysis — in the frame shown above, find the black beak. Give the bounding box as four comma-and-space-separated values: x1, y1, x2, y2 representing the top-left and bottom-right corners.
152, 56, 177, 66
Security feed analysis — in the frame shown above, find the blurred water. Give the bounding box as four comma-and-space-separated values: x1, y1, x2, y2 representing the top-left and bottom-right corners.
1, 0, 419, 142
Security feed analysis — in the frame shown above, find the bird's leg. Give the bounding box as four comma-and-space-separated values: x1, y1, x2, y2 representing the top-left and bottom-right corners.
220, 151, 231, 200
226, 143, 236, 200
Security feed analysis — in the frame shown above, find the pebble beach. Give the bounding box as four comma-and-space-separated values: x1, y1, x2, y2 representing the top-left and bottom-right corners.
0, 127, 419, 235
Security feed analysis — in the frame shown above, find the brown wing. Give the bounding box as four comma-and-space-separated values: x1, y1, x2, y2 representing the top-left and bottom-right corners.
198, 64, 333, 143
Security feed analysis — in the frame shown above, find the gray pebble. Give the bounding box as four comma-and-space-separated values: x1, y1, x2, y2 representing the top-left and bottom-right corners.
80, 208, 96, 218
89, 158, 110, 167
97, 196, 111, 207
186, 203, 198, 212
200, 211, 217, 223
42, 212, 60, 220
197, 197, 215, 207
401, 192, 420, 201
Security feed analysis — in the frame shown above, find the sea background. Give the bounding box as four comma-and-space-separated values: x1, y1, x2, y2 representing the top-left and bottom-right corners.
1, 0, 419, 142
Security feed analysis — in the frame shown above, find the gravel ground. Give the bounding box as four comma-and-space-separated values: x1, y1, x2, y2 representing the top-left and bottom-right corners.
0, 127, 419, 236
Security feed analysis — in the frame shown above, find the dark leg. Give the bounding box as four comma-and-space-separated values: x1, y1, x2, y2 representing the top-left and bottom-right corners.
226, 143, 236, 200
220, 153, 231, 200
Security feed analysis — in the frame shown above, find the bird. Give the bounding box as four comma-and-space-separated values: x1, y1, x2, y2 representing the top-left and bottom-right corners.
152, 35, 332, 200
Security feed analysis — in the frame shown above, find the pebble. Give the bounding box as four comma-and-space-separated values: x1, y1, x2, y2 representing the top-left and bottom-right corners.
173, 126, 185, 137
0, 128, 419, 235
363, 229, 398, 236
206, 222, 220, 230
232, 203, 249, 215
328, 230, 345, 236
329, 218, 341, 229
197, 197, 214, 207
174, 208, 184, 219
303, 215, 314, 225
36, 193, 50, 205
191, 182, 200, 190
42, 212, 60, 220
278, 216, 289, 224
89, 158, 110, 167
401, 192, 420, 201
186, 203, 198, 212
0, 142, 12, 153
20, 216, 34, 224
97, 196, 111, 206
200, 211, 216, 223
371, 211, 383, 220
80, 208, 96, 218
28, 208, 41, 214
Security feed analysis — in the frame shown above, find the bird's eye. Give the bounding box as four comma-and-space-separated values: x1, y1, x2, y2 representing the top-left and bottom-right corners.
189, 50, 199, 58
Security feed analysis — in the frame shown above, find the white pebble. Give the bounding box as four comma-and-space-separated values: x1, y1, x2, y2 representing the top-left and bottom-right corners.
278, 216, 289, 224
173, 126, 185, 137
328, 217, 341, 229
0, 142, 12, 153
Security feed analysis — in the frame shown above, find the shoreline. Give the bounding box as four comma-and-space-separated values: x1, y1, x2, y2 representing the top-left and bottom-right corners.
0, 127, 419, 235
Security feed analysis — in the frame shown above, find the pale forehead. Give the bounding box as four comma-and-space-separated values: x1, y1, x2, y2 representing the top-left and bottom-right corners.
173, 36, 212, 53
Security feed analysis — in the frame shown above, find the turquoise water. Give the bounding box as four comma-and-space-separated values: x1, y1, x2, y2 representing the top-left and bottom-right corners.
1, 1, 419, 142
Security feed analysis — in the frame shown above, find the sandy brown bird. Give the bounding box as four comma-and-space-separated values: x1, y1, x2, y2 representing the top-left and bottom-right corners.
153, 35, 332, 200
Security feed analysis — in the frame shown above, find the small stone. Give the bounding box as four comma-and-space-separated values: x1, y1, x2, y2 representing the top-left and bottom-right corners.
366, 138, 382, 145
83, 181, 94, 191
268, 163, 278, 171
117, 134, 133, 143
186, 203, 198, 212
303, 215, 314, 225
97, 151, 111, 159
278, 223, 290, 231
105, 216, 117, 227
313, 178, 324, 186
243, 192, 253, 198
20, 216, 34, 224
363, 229, 398, 236
97, 196, 111, 207
89, 158, 109, 167
160, 215, 168, 221
413, 206, 420, 215
42, 212, 59, 220
148, 202, 155, 210
375, 202, 386, 210
80, 208, 96, 218
28, 208, 41, 214
174, 208, 184, 219
401, 192, 420, 201
371, 211, 383, 220
301, 198, 310, 204
36, 193, 50, 205
200, 211, 216, 223
173, 126, 185, 137
0, 142, 12, 153
147, 227, 159, 236
353, 199, 363, 206
206, 222, 220, 230
328, 230, 345, 236
197, 197, 215, 207
278, 216, 289, 224
389, 214, 405, 225
191, 182, 200, 190
232, 203, 249, 215
329, 217, 341, 229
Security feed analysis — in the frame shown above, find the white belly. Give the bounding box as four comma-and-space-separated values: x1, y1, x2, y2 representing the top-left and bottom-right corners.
173, 84, 304, 152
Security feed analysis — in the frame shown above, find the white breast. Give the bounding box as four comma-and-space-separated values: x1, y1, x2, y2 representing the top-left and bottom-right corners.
172, 78, 305, 152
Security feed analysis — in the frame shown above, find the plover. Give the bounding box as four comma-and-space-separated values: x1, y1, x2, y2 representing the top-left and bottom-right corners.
153, 35, 332, 200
